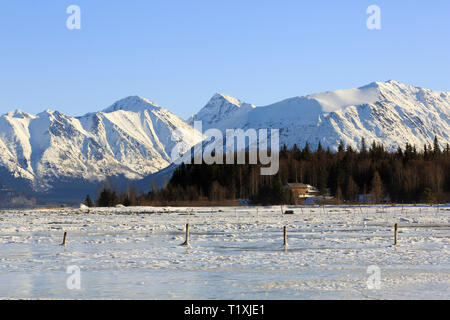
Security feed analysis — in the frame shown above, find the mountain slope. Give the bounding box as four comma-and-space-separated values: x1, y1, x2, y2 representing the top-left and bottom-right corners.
191, 81, 450, 151
0, 96, 203, 194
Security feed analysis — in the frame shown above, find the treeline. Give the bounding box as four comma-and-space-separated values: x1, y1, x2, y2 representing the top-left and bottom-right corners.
84, 185, 138, 208
86, 137, 450, 206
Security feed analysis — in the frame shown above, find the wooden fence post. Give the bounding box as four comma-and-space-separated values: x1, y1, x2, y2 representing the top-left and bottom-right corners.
61, 232, 67, 246
283, 226, 287, 248
182, 224, 190, 246
394, 223, 398, 246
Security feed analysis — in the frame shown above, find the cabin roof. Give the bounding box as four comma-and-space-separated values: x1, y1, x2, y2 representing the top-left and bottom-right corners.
285, 183, 309, 188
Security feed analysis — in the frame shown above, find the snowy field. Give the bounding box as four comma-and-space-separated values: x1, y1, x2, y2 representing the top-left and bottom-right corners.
0, 205, 449, 300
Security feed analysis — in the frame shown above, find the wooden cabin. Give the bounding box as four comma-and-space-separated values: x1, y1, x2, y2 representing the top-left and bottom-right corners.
284, 183, 320, 200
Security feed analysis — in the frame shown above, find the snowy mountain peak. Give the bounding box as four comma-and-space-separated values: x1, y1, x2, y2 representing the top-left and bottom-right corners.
209, 93, 243, 107
188, 93, 255, 129
37, 109, 60, 116
102, 95, 161, 113
5, 109, 33, 119
303, 82, 384, 113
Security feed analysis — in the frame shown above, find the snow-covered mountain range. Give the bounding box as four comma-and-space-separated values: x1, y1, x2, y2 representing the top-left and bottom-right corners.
190, 80, 450, 151
0, 96, 203, 198
0, 80, 449, 204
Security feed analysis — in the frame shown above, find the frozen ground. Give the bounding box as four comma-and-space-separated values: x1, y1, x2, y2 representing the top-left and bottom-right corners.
0, 205, 449, 299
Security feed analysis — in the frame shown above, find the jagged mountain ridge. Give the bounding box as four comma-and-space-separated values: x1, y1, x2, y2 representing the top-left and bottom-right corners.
0, 96, 203, 193
190, 80, 450, 151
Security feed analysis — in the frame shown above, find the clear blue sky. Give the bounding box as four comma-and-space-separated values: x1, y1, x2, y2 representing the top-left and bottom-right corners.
0, 0, 449, 118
